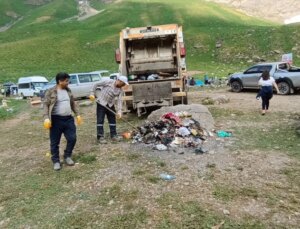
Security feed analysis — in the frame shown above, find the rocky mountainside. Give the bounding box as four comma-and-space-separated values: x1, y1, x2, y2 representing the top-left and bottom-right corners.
207, 0, 300, 24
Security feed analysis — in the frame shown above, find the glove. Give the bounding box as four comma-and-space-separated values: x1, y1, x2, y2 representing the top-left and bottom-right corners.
116, 111, 122, 119
43, 118, 51, 129
76, 115, 83, 125
89, 95, 95, 101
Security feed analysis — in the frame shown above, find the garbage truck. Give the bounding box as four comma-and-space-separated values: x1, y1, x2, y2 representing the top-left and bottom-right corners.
115, 24, 188, 116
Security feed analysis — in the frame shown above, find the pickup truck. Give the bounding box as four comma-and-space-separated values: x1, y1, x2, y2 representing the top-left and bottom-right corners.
228, 62, 300, 94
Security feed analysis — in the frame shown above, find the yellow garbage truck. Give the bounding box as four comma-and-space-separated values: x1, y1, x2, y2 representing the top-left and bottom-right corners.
115, 24, 188, 116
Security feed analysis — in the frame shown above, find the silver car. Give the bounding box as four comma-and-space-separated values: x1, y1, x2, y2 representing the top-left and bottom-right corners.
40, 71, 105, 99
228, 62, 300, 94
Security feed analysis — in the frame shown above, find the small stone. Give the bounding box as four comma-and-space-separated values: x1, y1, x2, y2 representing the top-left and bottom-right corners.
108, 200, 114, 205
223, 209, 230, 215
206, 163, 216, 168
237, 166, 244, 171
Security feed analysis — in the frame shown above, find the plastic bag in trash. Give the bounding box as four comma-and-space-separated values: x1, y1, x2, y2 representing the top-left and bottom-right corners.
178, 127, 190, 137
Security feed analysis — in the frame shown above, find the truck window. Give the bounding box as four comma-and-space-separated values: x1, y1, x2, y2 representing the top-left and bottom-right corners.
258, 65, 272, 72
78, 74, 92, 83
245, 66, 259, 74
278, 63, 288, 70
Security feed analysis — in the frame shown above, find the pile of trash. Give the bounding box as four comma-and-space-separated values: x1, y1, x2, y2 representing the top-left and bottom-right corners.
132, 112, 213, 151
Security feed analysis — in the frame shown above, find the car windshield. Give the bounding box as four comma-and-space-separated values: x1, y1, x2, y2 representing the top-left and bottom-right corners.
49, 78, 56, 84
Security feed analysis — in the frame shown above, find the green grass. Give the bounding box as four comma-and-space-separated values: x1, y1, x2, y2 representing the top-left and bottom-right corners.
73, 153, 97, 164
213, 185, 237, 201
156, 193, 266, 228
209, 107, 300, 158
0, 98, 27, 120
232, 116, 300, 158
0, 0, 299, 83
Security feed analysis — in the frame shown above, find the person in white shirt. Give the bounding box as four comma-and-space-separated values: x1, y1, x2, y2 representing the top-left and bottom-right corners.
258, 70, 280, 115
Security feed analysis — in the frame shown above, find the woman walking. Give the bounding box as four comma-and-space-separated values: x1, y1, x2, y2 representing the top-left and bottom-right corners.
258, 70, 280, 115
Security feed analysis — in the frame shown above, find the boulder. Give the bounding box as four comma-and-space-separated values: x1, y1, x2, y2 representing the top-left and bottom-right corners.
147, 104, 215, 130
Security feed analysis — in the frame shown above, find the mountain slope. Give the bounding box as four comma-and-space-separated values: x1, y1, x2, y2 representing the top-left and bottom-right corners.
207, 0, 300, 24
0, 0, 299, 82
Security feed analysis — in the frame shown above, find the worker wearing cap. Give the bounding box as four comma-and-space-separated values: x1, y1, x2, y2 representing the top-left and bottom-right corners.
89, 76, 128, 143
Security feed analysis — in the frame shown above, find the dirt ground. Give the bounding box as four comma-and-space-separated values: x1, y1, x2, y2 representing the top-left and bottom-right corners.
189, 87, 300, 113
0, 87, 299, 228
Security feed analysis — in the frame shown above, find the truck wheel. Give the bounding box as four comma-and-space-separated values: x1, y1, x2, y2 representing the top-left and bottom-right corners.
183, 95, 188, 105
277, 81, 290, 95
231, 81, 242, 92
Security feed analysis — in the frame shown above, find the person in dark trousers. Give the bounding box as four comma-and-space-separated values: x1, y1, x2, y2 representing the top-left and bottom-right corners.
43, 72, 82, 171
89, 76, 128, 144
204, 74, 209, 85
258, 70, 280, 115
190, 77, 196, 86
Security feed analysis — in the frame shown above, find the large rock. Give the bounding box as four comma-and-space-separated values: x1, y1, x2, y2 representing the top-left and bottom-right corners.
147, 104, 215, 130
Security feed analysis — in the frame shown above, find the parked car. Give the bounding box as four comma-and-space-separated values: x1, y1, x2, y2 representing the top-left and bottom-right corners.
228, 62, 300, 94
40, 72, 103, 99
2, 82, 18, 96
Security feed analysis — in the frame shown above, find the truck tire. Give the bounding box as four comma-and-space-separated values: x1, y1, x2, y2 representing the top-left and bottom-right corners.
231, 81, 242, 92
183, 95, 188, 105
277, 81, 290, 95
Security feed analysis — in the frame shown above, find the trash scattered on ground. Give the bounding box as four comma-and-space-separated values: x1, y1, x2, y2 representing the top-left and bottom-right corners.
147, 104, 215, 131
159, 173, 176, 180
132, 111, 213, 152
216, 130, 232, 137
122, 131, 132, 139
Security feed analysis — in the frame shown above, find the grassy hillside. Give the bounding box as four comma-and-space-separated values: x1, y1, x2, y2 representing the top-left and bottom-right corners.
0, 0, 299, 83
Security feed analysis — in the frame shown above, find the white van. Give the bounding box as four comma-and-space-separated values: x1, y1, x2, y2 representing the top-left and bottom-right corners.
18, 76, 48, 98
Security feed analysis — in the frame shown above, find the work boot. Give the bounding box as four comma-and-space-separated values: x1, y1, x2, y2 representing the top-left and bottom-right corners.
111, 135, 122, 142
97, 137, 107, 144
64, 157, 75, 166
53, 162, 61, 171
